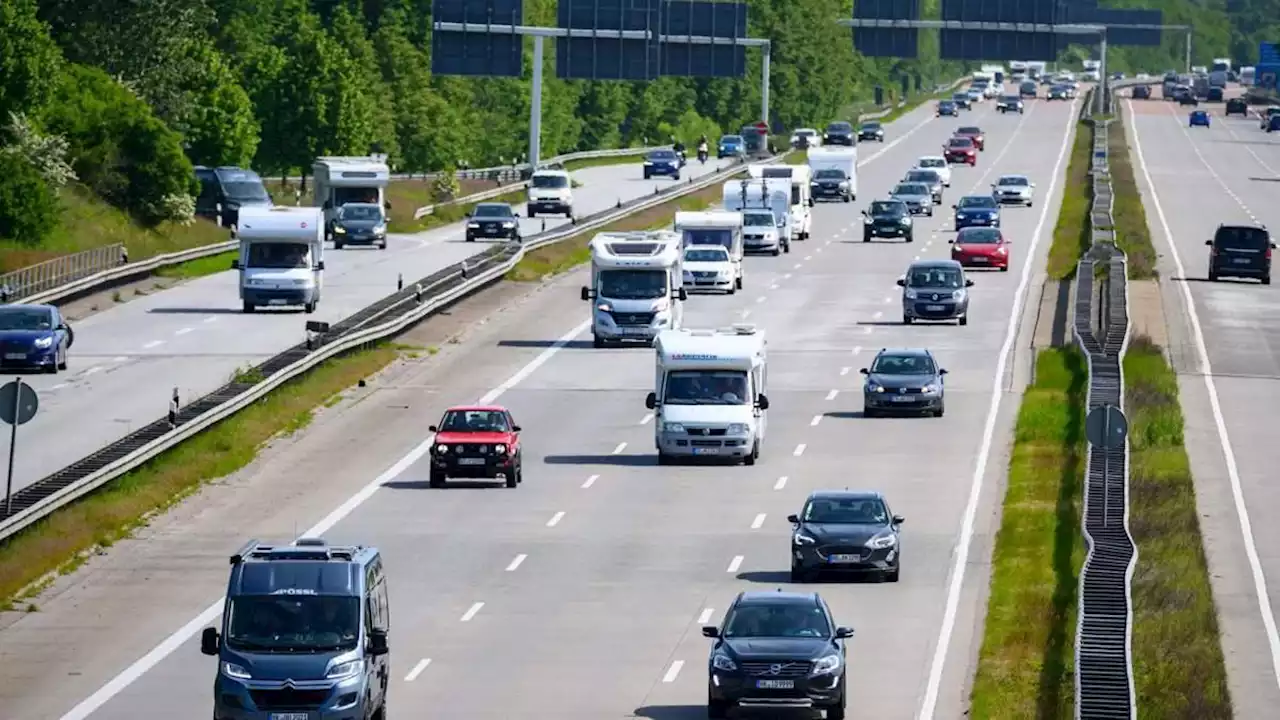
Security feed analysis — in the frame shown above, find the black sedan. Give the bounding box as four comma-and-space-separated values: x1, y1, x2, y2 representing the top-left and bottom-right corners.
789, 490, 903, 582
704, 591, 851, 719
1132, 85, 1151, 100
857, 121, 884, 142
823, 121, 855, 146
1226, 98, 1248, 116
951, 92, 971, 110
643, 149, 682, 179
861, 347, 949, 415
330, 202, 388, 249
1177, 90, 1199, 107
465, 203, 521, 242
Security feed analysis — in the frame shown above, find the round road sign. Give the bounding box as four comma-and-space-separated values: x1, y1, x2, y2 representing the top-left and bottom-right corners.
1085, 404, 1128, 450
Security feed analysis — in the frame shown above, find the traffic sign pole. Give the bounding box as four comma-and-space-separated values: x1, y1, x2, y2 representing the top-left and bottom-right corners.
0, 377, 40, 518
5, 377, 21, 517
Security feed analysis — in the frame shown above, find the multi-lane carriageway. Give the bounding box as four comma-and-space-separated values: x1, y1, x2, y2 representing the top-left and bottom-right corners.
0, 91, 1082, 719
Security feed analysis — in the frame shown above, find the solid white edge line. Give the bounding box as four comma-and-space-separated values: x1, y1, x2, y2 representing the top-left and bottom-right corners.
662, 660, 684, 683
917, 97, 1076, 719
460, 602, 484, 623
505, 554, 527, 572
403, 658, 431, 682
58, 319, 593, 720
1125, 99, 1280, 688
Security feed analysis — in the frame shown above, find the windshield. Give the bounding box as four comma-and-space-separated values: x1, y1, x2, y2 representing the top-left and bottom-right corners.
814, 169, 846, 180
247, 242, 310, 269
0, 307, 54, 331
1021, 82, 1035, 90
338, 205, 383, 221
871, 354, 937, 375
998, 177, 1028, 187
649, 151, 676, 161
438, 409, 510, 432
919, 158, 945, 168
333, 187, 379, 206
949, 138, 972, 148
939, 101, 954, 108
531, 174, 569, 189
1003, 96, 1020, 103
663, 370, 749, 406
906, 172, 936, 184
871, 201, 905, 215
953, 93, 967, 100
958, 196, 996, 209
721, 135, 742, 144
222, 180, 270, 203
957, 228, 1002, 245
860, 123, 880, 130
1214, 226, 1270, 250
893, 183, 927, 196
685, 248, 729, 263
474, 205, 513, 218
796, 130, 815, 137
907, 267, 963, 289
722, 603, 831, 639
683, 228, 733, 249
826, 122, 852, 132
803, 497, 889, 524
226, 595, 360, 653
958, 127, 981, 135
599, 269, 667, 300
742, 212, 774, 227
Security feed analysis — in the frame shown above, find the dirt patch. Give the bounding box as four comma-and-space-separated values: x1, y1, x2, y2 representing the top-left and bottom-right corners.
1127, 280, 1168, 351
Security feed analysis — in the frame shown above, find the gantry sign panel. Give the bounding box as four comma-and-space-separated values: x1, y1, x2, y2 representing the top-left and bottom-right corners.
1063, 5, 1163, 46
939, 0, 1063, 61
660, 1, 748, 78
431, 0, 525, 76
852, 0, 920, 58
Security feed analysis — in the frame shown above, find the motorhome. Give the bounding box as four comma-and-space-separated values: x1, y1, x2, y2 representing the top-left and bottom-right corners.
722, 178, 791, 255
1082, 59, 1101, 81
581, 231, 686, 347
808, 147, 858, 202
646, 325, 768, 465
1241, 66, 1256, 86
980, 64, 1005, 84
1212, 58, 1232, 74
232, 206, 325, 313
313, 156, 391, 234
674, 211, 744, 291
747, 164, 812, 241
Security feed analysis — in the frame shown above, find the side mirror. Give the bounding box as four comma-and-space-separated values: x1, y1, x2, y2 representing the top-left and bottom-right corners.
200, 627, 220, 656
315, 261, 325, 271
756, 394, 770, 410
951, 204, 957, 209
939, 368, 949, 375
892, 515, 905, 525
323, 200, 333, 210
581, 286, 591, 301
834, 627, 855, 639
428, 425, 438, 432
965, 279, 975, 287
231, 259, 240, 270
677, 288, 688, 301
858, 368, 869, 375
787, 513, 800, 524
701, 626, 720, 638
645, 392, 657, 410
385, 201, 392, 210
367, 630, 389, 656
895, 278, 905, 287
65, 324, 75, 347
860, 209, 867, 216
947, 239, 954, 244
1205, 240, 1213, 246
1272, 243, 1277, 249
512, 425, 522, 432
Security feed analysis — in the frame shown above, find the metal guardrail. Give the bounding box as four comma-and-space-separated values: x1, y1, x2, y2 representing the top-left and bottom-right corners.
1072, 83, 1137, 720
0, 244, 129, 304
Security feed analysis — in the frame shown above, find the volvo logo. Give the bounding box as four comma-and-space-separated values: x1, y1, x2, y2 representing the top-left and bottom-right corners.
769, 664, 784, 675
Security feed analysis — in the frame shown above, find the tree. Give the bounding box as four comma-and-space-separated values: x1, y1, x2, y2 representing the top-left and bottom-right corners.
180, 42, 260, 167
0, 0, 63, 119
0, 152, 59, 245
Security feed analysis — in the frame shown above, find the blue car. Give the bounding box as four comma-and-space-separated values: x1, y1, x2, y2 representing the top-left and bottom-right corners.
0, 303, 73, 373
952, 194, 1001, 231
1267, 115, 1280, 133
937, 100, 959, 117
1190, 110, 1211, 128
717, 134, 744, 158
643, 149, 682, 180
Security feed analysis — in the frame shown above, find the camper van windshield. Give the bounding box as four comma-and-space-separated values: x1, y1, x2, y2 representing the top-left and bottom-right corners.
333, 187, 380, 207
683, 228, 733, 248
664, 370, 749, 405
226, 595, 360, 653
248, 243, 310, 269
742, 212, 775, 227
599, 269, 667, 300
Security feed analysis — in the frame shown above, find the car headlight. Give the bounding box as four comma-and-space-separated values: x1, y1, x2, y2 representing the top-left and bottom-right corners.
712, 653, 738, 672
467, 222, 479, 228
922, 384, 938, 394
34, 336, 53, 348
643, 161, 653, 166
793, 531, 817, 545
866, 382, 884, 393
955, 213, 966, 219
839, 181, 849, 188
904, 289, 918, 299
333, 226, 346, 233
374, 224, 387, 234
596, 303, 612, 313
495, 444, 507, 454
662, 422, 685, 433
222, 661, 251, 679
863, 216, 874, 225
435, 444, 448, 454
326, 659, 364, 680
952, 290, 965, 300
866, 532, 897, 549
727, 423, 748, 434
902, 217, 912, 225
502, 221, 515, 228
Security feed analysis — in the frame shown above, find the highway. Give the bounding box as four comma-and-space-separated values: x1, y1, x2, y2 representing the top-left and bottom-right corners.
0, 91, 1081, 720
0, 157, 734, 495
1122, 92, 1280, 716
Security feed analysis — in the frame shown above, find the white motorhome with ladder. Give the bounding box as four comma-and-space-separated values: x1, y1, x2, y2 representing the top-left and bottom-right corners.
581, 232, 686, 347
313, 156, 391, 235
747, 164, 812, 241
722, 178, 791, 255
674, 210, 744, 292
231, 206, 325, 313
646, 325, 769, 465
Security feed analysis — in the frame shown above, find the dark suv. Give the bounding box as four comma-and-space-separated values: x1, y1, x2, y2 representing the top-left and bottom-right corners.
1225, 97, 1248, 116
703, 591, 851, 718
1207, 224, 1274, 284
862, 200, 913, 242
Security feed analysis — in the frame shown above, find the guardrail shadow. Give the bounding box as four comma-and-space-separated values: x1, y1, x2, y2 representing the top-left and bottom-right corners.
632, 706, 717, 720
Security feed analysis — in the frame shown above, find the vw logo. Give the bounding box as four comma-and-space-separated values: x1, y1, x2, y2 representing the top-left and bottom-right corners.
899, 388, 907, 395
769, 664, 784, 675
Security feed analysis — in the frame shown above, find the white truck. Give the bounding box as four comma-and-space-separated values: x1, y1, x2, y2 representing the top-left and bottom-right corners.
747, 164, 812, 241
674, 210, 744, 293
581, 231, 686, 348
1082, 59, 1100, 82
722, 178, 791, 255
646, 325, 769, 465
526, 168, 574, 218
807, 147, 858, 203
231, 206, 325, 314
313, 156, 391, 236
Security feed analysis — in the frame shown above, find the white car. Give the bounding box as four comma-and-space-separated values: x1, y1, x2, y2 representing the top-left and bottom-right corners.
790, 128, 821, 148
983, 84, 1000, 98
992, 174, 1035, 206
914, 156, 952, 187
966, 88, 983, 103
682, 245, 738, 293
741, 209, 784, 255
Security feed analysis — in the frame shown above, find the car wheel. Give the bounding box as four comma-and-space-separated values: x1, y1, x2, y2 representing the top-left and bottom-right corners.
674, 173, 681, 181
772, 247, 781, 256
736, 276, 743, 290
466, 235, 475, 242
505, 471, 518, 488
902, 315, 912, 325
243, 302, 255, 313
744, 441, 759, 466
789, 566, 812, 583
708, 697, 730, 719
863, 233, 872, 243
379, 240, 388, 249
57, 349, 68, 371
657, 452, 672, 466
1001, 264, 1009, 272
934, 406, 945, 418
305, 301, 316, 314
926, 206, 933, 217
643, 171, 651, 179
959, 314, 968, 327
429, 470, 445, 488
905, 232, 914, 243
593, 335, 605, 348
886, 565, 901, 583
826, 693, 848, 720
334, 240, 344, 250
863, 407, 878, 418
1264, 275, 1273, 286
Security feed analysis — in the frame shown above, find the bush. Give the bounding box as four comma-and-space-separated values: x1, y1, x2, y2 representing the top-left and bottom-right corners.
0, 152, 59, 245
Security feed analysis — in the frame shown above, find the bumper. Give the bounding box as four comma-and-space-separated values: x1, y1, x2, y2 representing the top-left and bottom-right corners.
0, 347, 57, 370
865, 223, 909, 238
944, 153, 976, 164
213, 677, 368, 720
466, 225, 519, 240
996, 193, 1031, 204
812, 185, 850, 199
528, 199, 571, 214
658, 432, 755, 459
432, 454, 517, 478
1190, 120, 1210, 127
744, 235, 780, 251
864, 390, 944, 413
332, 232, 384, 245
709, 671, 843, 709
954, 252, 1009, 269
903, 203, 929, 215
645, 165, 679, 176
242, 287, 317, 307
687, 277, 734, 291
1212, 261, 1269, 279
904, 299, 966, 320
824, 137, 854, 146
858, 133, 883, 142
594, 322, 663, 342
793, 543, 900, 574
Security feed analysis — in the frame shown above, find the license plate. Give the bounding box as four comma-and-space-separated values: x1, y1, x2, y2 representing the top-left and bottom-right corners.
457, 457, 486, 465
970, 256, 987, 262
693, 447, 719, 455
620, 327, 650, 335
926, 304, 945, 311
756, 679, 795, 689
4, 353, 25, 360
268, 298, 287, 305
828, 554, 861, 563
270, 714, 309, 720
1234, 258, 1252, 264
891, 395, 916, 403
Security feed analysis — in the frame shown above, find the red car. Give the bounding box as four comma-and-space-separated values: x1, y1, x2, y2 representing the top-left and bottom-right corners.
428, 405, 523, 487
944, 137, 977, 166
955, 126, 985, 151
950, 227, 1010, 271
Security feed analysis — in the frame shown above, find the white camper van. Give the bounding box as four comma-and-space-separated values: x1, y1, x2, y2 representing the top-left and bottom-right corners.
646, 325, 769, 465
674, 210, 744, 292
581, 231, 686, 347
232, 206, 325, 314
313, 156, 391, 236
747, 164, 812, 241
722, 178, 791, 255
807, 147, 858, 203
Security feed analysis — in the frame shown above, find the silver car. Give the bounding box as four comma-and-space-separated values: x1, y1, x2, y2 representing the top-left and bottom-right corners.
992, 175, 1034, 206
890, 182, 934, 216
904, 169, 944, 204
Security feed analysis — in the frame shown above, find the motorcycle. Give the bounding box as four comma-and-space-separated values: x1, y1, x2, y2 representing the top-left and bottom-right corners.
697, 144, 709, 164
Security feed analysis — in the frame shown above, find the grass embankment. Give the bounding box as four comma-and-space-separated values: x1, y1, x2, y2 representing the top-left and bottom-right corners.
0, 342, 410, 608
1108, 118, 1157, 279
1124, 336, 1231, 718
1045, 120, 1094, 280
969, 346, 1088, 719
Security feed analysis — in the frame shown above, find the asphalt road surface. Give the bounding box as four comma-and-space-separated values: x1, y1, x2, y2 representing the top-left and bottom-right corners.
0, 90, 1081, 720
0, 156, 734, 495
1123, 89, 1280, 717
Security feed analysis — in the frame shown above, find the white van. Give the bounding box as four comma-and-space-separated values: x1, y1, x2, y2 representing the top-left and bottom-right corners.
527, 169, 573, 218
674, 210, 744, 292
232, 207, 325, 314
747, 165, 812, 241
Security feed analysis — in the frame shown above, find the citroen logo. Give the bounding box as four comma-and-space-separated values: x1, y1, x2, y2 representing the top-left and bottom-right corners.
769, 664, 784, 675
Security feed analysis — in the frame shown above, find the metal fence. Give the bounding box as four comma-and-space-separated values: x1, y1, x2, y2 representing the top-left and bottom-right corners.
0, 244, 126, 304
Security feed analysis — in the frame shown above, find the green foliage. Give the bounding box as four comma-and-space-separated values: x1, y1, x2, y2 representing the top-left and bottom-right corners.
0, 0, 62, 119
0, 152, 59, 245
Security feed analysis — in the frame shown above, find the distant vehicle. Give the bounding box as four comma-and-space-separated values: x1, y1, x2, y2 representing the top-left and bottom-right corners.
914, 156, 952, 186
1131, 85, 1151, 100
955, 126, 985, 151
903, 169, 944, 205
0, 304, 73, 373
997, 95, 1025, 114
194, 165, 272, 227
889, 182, 933, 216
860, 348, 948, 417
937, 100, 959, 117
950, 227, 1011, 271
858, 121, 885, 142
951, 92, 972, 110
788, 490, 904, 579
790, 128, 820, 149
717, 134, 745, 158
862, 200, 914, 242
1260, 107, 1280, 130
428, 405, 524, 487
1019, 81, 1038, 98
1206, 224, 1274, 284
1269, 115, 1280, 133
1177, 90, 1199, 107
1207, 87, 1224, 102
465, 202, 521, 242
953, 194, 1001, 230
1225, 98, 1248, 116
643, 149, 682, 179
992, 175, 1035, 206
1048, 85, 1069, 101
897, 259, 974, 326
944, 136, 977, 166
823, 121, 855, 146
526, 168, 574, 218
1189, 110, 1211, 128
682, 245, 736, 294
330, 203, 388, 250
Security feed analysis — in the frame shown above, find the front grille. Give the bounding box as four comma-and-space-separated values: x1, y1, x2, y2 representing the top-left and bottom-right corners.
883, 387, 924, 395
249, 687, 330, 710
741, 661, 813, 678
453, 443, 499, 457
694, 272, 717, 279
691, 440, 723, 448
609, 311, 655, 326
686, 427, 727, 436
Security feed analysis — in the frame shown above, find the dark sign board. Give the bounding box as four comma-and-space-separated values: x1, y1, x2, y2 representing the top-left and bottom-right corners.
854, 28, 919, 58
940, 29, 1062, 61
662, 1, 746, 39
854, 0, 920, 21
661, 44, 746, 77
940, 0, 1058, 24
431, 0, 524, 77
433, 0, 522, 24
556, 0, 661, 80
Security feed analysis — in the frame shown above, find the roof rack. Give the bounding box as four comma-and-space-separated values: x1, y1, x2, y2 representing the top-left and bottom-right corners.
230, 537, 358, 564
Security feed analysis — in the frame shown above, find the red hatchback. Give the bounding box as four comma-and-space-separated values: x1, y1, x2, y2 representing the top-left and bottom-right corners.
428, 405, 523, 487
944, 137, 977, 165
955, 126, 985, 150
950, 227, 1010, 271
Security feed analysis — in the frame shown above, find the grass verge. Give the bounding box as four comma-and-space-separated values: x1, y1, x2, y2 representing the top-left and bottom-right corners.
1045, 120, 1093, 280
0, 342, 407, 608
1124, 335, 1231, 717
1108, 119, 1157, 279
968, 346, 1088, 719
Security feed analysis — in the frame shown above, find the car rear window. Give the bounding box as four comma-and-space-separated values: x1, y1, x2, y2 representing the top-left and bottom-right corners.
1214, 226, 1270, 250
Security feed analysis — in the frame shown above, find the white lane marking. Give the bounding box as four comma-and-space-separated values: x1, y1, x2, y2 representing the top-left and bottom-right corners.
662, 660, 685, 683
174, 328, 192, 336
873, 311, 883, 320
58, 319, 595, 720
459, 602, 484, 622
48, 382, 68, 390
202, 316, 217, 323
810, 414, 822, 427
697, 608, 715, 625
793, 263, 802, 270
774, 476, 788, 490
112, 356, 128, 363
769, 283, 779, 290
506, 554, 527, 572
883, 296, 892, 304
611, 442, 627, 455
740, 310, 751, 319
726, 555, 744, 573
825, 389, 839, 401
142, 340, 164, 349
804, 255, 812, 261
641, 413, 654, 425
756, 296, 766, 303
751, 513, 767, 529
913, 255, 921, 261
840, 367, 851, 376
919, 97, 1078, 720
83, 366, 102, 376
783, 273, 793, 279
1128, 99, 1280, 687
581, 474, 599, 489
546, 511, 565, 527
793, 444, 806, 457
403, 658, 431, 682
852, 347, 862, 355
862, 326, 874, 334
